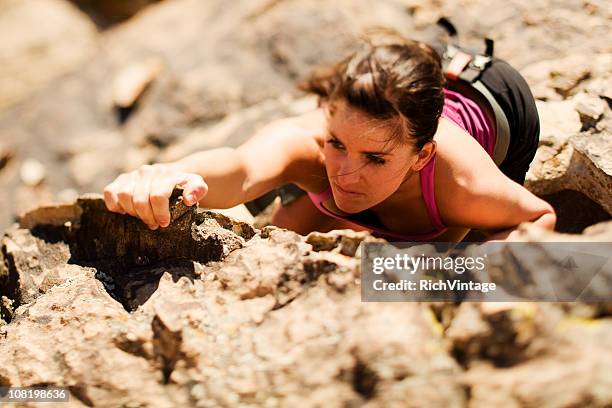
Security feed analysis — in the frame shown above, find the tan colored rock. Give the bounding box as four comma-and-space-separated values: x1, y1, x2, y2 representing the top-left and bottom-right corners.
521, 54, 612, 100
526, 96, 612, 217
461, 308, 612, 407
157, 95, 319, 163
0, 0, 97, 110
56, 188, 80, 203
0, 275, 181, 406
583, 75, 612, 100
60, 129, 124, 158
68, 151, 107, 187
568, 132, 612, 214
1, 191, 612, 406
112, 59, 163, 109
511, 220, 612, 242
18, 202, 83, 229
210, 204, 255, 224
526, 100, 579, 193
573, 91, 608, 123
535, 100, 582, 148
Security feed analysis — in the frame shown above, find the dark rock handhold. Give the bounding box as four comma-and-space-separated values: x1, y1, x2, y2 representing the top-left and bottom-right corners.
71, 188, 245, 268
2, 188, 250, 318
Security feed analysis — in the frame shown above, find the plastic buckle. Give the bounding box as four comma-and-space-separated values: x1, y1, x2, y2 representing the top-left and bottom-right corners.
442, 44, 459, 60
470, 55, 491, 71
446, 50, 473, 81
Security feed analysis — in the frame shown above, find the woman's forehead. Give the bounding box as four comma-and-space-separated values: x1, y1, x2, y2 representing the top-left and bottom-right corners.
327, 100, 399, 149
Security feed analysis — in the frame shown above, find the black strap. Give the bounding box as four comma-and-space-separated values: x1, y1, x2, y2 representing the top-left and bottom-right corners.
484, 38, 494, 57
428, 27, 509, 165
244, 189, 278, 216
436, 17, 458, 37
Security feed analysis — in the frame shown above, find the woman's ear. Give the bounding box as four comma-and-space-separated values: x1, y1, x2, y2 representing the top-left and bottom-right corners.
321, 98, 332, 118
412, 140, 437, 171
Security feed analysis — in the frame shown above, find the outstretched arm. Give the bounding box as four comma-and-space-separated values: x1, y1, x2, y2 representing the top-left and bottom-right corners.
485, 209, 557, 240
433, 125, 556, 241
104, 113, 324, 229
441, 174, 556, 241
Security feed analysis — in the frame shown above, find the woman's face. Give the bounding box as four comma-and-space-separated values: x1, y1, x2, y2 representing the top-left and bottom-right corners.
322, 99, 420, 214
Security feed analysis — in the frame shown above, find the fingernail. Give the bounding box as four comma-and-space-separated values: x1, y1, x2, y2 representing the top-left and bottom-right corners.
149, 224, 158, 230
160, 221, 169, 227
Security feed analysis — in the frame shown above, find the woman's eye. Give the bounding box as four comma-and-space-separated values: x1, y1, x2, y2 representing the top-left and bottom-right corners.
326, 139, 344, 150
366, 155, 386, 165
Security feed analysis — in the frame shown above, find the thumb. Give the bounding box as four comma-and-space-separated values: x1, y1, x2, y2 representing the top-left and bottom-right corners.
177, 174, 208, 206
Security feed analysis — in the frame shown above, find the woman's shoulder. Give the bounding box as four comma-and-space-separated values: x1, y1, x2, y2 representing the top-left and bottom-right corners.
434, 117, 482, 181
434, 118, 500, 220
433, 117, 515, 224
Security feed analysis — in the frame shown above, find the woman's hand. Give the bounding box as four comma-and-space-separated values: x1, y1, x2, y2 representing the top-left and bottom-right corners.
103, 163, 208, 230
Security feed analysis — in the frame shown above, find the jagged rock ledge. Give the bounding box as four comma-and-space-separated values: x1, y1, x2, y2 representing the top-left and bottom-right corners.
0, 191, 611, 407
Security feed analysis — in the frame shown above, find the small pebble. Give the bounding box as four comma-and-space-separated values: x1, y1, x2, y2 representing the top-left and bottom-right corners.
20, 158, 46, 186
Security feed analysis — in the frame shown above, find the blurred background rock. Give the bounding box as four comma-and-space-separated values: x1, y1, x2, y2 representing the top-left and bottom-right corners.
0, 0, 610, 235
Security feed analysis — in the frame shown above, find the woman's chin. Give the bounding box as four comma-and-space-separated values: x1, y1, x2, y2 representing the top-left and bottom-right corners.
335, 198, 365, 214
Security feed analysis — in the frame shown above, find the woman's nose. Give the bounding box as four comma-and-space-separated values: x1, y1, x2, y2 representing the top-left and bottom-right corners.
336, 160, 361, 183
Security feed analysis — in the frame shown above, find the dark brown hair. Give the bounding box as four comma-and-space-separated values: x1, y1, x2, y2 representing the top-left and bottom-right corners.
297, 28, 445, 151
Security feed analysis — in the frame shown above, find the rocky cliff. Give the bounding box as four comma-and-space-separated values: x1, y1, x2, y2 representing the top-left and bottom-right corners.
1, 190, 611, 407
0, 0, 611, 406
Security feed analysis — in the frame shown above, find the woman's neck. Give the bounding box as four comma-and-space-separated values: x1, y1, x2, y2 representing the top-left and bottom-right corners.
369, 167, 422, 217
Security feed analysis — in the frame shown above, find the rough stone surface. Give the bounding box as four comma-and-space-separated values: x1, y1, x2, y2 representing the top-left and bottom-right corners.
525, 91, 612, 220
0, 2, 611, 404
0, 0, 98, 110
1, 192, 611, 406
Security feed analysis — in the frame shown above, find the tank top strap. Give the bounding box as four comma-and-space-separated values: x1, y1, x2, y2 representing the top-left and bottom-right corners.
419, 156, 448, 231
319, 186, 333, 200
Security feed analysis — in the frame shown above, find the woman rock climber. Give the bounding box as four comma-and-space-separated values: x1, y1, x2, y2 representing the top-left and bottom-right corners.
103, 29, 555, 242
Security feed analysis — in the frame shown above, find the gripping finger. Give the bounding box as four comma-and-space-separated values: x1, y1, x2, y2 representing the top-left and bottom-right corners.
176, 174, 209, 206
116, 173, 138, 217
103, 181, 125, 214
149, 177, 177, 228
132, 170, 158, 229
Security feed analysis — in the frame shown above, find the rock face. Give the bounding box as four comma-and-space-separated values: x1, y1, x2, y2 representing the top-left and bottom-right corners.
0, 1, 611, 405
0, 0, 98, 111
1, 191, 612, 407
525, 91, 612, 216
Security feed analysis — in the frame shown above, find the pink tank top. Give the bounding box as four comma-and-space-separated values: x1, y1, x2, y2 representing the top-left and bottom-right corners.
307, 88, 496, 241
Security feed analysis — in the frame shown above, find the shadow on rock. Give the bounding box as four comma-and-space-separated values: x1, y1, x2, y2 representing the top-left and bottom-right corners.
3, 188, 255, 315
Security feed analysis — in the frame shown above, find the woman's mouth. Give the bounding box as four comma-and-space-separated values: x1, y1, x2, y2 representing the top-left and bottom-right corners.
334, 183, 363, 196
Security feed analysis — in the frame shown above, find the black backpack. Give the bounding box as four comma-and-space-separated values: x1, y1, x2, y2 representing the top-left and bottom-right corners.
429, 17, 511, 167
